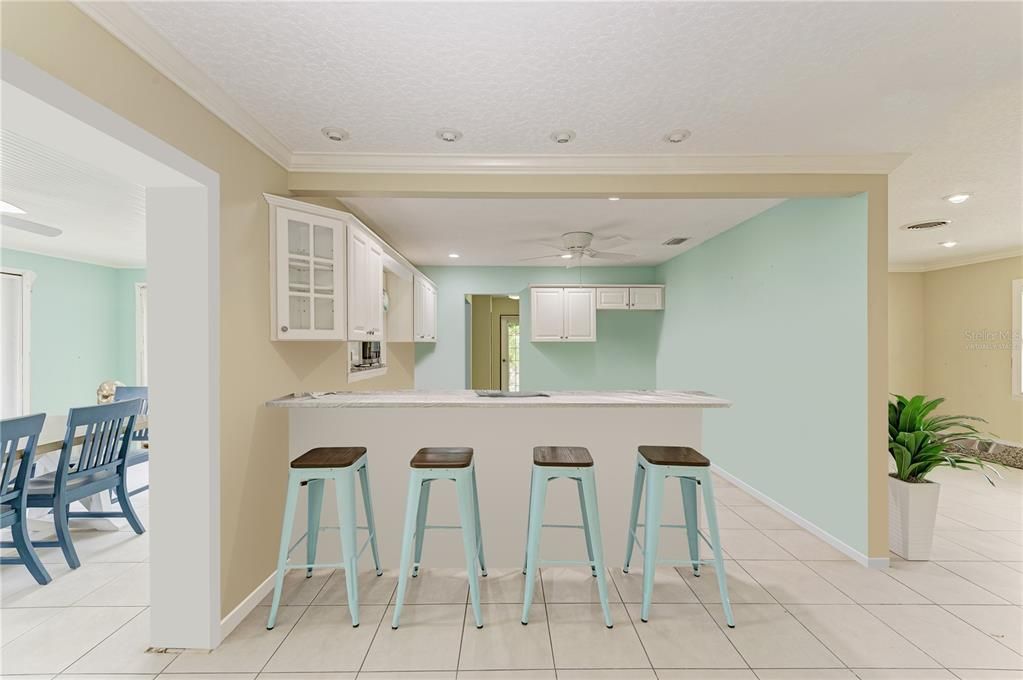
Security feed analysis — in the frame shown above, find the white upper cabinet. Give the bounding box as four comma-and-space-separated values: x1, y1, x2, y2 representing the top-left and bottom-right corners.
629, 286, 664, 310
348, 224, 385, 341
595, 287, 629, 310
270, 205, 346, 341
413, 275, 438, 342
530, 287, 596, 342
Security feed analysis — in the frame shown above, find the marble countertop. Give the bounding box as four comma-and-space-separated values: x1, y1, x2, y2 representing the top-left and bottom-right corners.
266, 389, 731, 409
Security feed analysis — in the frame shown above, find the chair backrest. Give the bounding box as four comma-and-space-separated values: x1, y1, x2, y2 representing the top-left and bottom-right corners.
56, 400, 142, 487
1, 413, 46, 506
114, 386, 149, 440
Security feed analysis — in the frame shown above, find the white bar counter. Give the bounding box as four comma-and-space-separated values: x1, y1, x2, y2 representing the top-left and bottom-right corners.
267, 390, 730, 567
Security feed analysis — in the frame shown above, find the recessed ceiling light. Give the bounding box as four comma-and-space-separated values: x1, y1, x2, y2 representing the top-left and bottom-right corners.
940, 241, 958, 248
560, 253, 573, 259
448, 253, 460, 258
608, 196, 621, 201
663, 129, 692, 144
321, 127, 350, 143
436, 128, 463, 143
550, 130, 576, 144
944, 193, 972, 204
0, 200, 26, 214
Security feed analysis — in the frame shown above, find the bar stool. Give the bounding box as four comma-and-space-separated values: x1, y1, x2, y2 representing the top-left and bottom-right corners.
522, 446, 613, 628
267, 446, 382, 629
623, 445, 734, 627
393, 447, 487, 629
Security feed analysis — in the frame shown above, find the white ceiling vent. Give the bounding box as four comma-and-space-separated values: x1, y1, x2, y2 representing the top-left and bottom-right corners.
901, 220, 951, 231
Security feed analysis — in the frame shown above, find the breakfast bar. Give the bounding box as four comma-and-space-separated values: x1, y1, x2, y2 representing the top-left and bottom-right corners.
267, 389, 731, 567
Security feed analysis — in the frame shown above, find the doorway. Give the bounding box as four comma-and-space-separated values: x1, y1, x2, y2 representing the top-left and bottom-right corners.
500, 315, 520, 391
466, 294, 520, 390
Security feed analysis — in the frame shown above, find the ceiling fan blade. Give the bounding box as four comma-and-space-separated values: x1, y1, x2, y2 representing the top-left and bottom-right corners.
1, 216, 62, 238
587, 250, 636, 261
519, 253, 567, 262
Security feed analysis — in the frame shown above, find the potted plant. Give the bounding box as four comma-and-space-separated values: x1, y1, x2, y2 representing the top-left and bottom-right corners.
888, 394, 999, 560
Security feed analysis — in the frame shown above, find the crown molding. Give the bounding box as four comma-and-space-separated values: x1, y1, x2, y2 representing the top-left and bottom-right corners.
74, 1, 291, 169
889, 247, 1023, 273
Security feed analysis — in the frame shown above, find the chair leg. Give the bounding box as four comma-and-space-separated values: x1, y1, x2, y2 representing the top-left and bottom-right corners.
267, 475, 300, 630
392, 471, 423, 629
456, 469, 483, 629
53, 499, 80, 569
116, 476, 146, 535
640, 466, 664, 622
470, 466, 487, 577
680, 476, 700, 576
412, 480, 431, 577
521, 466, 547, 625
576, 478, 596, 577
337, 470, 361, 628
623, 461, 645, 573
700, 471, 734, 628
306, 479, 324, 578
522, 468, 535, 575
358, 461, 383, 576
11, 516, 51, 585
580, 470, 613, 629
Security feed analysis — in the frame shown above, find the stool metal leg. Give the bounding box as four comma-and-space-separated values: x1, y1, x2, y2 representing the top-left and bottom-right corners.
680, 476, 700, 576
392, 470, 423, 629
358, 460, 383, 576
306, 478, 324, 577
580, 469, 614, 628
699, 469, 735, 627
623, 461, 645, 573
267, 472, 300, 630
336, 469, 360, 627
456, 468, 484, 628
412, 479, 431, 577
471, 466, 488, 577
640, 464, 665, 623
576, 478, 597, 577
521, 466, 547, 625
522, 469, 535, 575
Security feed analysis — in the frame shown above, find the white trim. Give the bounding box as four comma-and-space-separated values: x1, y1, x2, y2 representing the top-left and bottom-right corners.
889, 247, 1023, 273
1, 267, 34, 416
74, 0, 291, 169
711, 463, 889, 569
1012, 278, 1022, 401
135, 282, 148, 385
220, 570, 276, 640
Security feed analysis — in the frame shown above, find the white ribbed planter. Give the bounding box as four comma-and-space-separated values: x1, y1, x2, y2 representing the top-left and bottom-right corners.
888, 476, 941, 560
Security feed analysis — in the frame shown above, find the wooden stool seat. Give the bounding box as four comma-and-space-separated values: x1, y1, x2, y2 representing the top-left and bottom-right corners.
291, 446, 367, 469
411, 447, 473, 468
533, 446, 593, 467
638, 445, 710, 467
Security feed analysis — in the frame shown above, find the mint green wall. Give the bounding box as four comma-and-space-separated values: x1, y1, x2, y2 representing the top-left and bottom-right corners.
415, 266, 660, 391
1, 249, 145, 414
654, 196, 869, 554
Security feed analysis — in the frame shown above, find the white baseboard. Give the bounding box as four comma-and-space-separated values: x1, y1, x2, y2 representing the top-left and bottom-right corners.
711, 464, 889, 569
220, 570, 276, 640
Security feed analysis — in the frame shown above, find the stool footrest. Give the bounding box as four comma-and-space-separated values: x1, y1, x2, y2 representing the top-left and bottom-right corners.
423, 524, 461, 530
541, 523, 585, 530
539, 559, 597, 567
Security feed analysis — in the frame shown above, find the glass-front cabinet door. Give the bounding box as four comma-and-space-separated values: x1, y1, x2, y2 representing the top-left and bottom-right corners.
274, 206, 346, 340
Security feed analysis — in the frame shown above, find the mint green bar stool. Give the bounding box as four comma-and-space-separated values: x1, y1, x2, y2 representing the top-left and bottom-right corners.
522, 446, 613, 628
392, 447, 487, 629
267, 446, 382, 630
623, 445, 734, 627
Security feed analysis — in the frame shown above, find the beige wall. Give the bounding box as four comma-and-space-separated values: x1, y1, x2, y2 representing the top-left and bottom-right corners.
0, 0, 414, 617
888, 272, 925, 396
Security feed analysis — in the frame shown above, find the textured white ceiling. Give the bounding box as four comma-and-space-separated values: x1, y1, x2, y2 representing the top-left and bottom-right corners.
341, 197, 783, 267
0, 130, 146, 268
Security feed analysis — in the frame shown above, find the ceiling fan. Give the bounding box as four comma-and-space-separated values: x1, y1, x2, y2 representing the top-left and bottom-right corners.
520, 231, 635, 267
1, 215, 62, 238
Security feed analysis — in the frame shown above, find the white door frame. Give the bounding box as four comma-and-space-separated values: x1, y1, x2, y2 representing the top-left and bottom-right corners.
500, 314, 519, 391
0, 267, 34, 417
2, 51, 223, 648
135, 282, 148, 385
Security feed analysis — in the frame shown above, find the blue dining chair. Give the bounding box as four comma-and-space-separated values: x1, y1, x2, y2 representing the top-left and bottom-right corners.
25, 400, 146, 569
113, 386, 149, 498
0, 413, 52, 585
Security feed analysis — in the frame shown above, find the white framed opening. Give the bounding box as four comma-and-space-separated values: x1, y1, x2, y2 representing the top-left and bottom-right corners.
0, 267, 33, 417
1013, 278, 1022, 400
136, 282, 149, 385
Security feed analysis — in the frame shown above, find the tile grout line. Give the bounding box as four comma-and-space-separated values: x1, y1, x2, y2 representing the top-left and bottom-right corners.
55, 604, 155, 677
606, 566, 657, 674
355, 570, 395, 678
538, 568, 559, 679
677, 564, 755, 674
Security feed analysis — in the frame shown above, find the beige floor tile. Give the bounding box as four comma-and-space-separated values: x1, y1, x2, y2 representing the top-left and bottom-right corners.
457, 672, 556, 680
738, 561, 852, 604
865, 605, 1023, 669
761, 531, 850, 561
718, 531, 794, 560
312, 569, 397, 605
934, 513, 978, 531
1006, 562, 1023, 573
389, 568, 467, 605
939, 562, 1023, 604
0, 605, 141, 675
476, 568, 541, 604
707, 604, 842, 669
849, 671, 956, 680
65, 609, 176, 675
948, 672, 1023, 680
262, 604, 383, 672
655, 671, 756, 680
990, 532, 1023, 546
558, 671, 655, 680
883, 561, 1009, 604
713, 488, 763, 506
362, 604, 465, 672
457, 603, 553, 670
546, 603, 649, 669
752, 672, 856, 679
678, 561, 776, 604
540, 567, 623, 604
938, 531, 1023, 561
60, 675, 156, 680
624, 603, 745, 668
803, 561, 928, 604
0, 675, 53, 680
34, 529, 149, 564
941, 506, 1023, 532
926, 535, 990, 561
259, 568, 333, 606
612, 567, 698, 603
0, 607, 63, 645
944, 605, 1023, 654
256, 673, 355, 679
699, 506, 756, 530
1, 562, 135, 608
785, 604, 939, 668
154, 675, 256, 679
730, 506, 800, 531
75, 562, 150, 606
161, 606, 303, 674
354, 673, 453, 680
